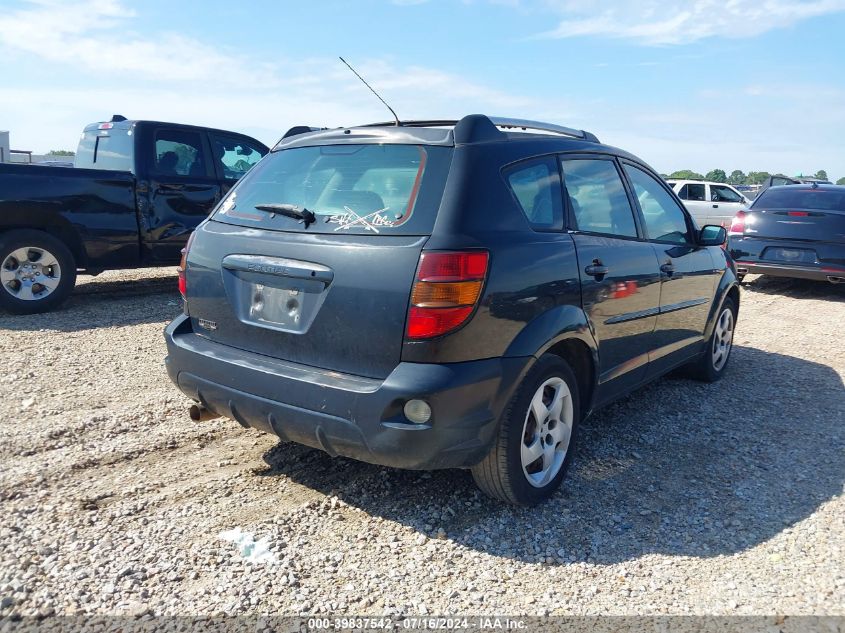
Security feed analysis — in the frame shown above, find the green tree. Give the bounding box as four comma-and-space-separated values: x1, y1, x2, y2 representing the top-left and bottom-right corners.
746, 171, 771, 185
815, 170, 828, 181
668, 169, 704, 180
705, 169, 727, 183
47, 149, 75, 156
837, 177, 845, 185
728, 170, 746, 185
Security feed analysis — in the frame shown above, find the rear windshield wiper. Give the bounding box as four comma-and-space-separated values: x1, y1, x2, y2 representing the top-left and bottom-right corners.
254, 203, 316, 228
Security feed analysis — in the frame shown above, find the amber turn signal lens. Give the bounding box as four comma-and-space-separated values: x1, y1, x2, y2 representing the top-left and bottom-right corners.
411, 280, 483, 307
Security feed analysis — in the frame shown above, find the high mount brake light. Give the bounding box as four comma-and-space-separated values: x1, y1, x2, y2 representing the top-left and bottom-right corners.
178, 232, 196, 301
406, 251, 489, 339
729, 210, 747, 235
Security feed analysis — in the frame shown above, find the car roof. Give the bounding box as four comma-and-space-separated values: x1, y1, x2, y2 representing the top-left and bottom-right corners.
271, 114, 651, 168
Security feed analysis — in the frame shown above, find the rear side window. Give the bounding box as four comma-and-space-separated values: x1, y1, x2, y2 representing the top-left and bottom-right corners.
504, 157, 564, 230
74, 129, 134, 172
678, 183, 706, 201
754, 188, 845, 211
213, 144, 453, 235
562, 158, 638, 238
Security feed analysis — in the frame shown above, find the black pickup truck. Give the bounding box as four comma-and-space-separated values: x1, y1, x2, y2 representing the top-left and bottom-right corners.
0, 116, 268, 313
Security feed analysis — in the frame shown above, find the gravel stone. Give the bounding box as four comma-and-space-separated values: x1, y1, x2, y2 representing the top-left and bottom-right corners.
0, 269, 843, 616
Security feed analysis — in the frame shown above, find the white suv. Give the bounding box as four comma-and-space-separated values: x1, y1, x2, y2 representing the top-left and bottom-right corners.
666, 180, 750, 227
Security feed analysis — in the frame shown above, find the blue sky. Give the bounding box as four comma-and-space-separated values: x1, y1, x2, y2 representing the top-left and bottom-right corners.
1, 0, 844, 178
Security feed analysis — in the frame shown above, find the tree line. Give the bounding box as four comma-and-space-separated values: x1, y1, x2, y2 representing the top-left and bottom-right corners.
665, 168, 845, 186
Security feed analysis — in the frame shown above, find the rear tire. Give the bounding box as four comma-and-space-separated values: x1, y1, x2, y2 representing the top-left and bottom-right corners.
0, 229, 76, 314
472, 354, 580, 506
686, 297, 737, 382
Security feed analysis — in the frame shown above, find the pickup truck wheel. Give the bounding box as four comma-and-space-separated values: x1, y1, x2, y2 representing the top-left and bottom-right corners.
685, 296, 737, 382
471, 354, 580, 506
0, 230, 76, 315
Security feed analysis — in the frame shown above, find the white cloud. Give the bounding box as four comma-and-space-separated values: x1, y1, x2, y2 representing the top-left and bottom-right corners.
0, 0, 277, 85
534, 0, 845, 45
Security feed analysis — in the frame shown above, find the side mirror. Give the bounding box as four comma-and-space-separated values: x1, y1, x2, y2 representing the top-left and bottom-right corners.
699, 225, 727, 246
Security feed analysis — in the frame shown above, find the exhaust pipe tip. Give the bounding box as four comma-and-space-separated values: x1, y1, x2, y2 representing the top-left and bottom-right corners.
827, 275, 845, 284
189, 403, 217, 422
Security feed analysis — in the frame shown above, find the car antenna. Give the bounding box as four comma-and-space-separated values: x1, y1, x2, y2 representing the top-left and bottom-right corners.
338, 56, 401, 126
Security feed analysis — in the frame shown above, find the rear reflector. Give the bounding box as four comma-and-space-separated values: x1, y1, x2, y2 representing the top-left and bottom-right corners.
406, 251, 489, 340
178, 231, 196, 302
788, 211, 810, 216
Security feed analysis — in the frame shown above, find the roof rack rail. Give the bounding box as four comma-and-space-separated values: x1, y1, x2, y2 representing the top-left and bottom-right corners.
487, 117, 598, 142
359, 116, 599, 143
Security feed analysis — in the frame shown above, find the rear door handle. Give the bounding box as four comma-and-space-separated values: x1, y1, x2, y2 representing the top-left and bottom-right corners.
585, 261, 609, 278
712, 204, 719, 208
660, 263, 675, 275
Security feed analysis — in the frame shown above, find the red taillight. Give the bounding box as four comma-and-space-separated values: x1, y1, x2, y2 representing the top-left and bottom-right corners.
729, 210, 747, 235
178, 232, 196, 300
406, 251, 489, 340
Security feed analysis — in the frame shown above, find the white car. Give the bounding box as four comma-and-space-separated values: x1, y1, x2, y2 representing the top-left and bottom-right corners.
666, 180, 750, 227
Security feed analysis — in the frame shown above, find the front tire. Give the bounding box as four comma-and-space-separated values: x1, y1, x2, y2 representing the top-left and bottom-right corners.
0, 229, 77, 314
472, 354, 581, 506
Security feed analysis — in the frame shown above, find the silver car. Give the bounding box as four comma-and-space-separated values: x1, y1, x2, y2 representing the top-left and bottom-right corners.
666, 180, 750, 227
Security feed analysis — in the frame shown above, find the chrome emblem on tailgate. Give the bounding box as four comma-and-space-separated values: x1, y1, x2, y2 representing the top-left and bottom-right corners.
197, 318, 218, 331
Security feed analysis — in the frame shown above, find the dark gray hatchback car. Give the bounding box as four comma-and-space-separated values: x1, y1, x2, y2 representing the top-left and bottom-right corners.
165, 115, 740, 505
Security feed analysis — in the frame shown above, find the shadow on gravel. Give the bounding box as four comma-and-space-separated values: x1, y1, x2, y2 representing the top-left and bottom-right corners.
0, 274, 180, 332
742, 275, 845, 301
259, 345, 845, 564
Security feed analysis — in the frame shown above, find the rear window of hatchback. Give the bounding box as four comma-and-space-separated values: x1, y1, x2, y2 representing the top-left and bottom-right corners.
212, 144, 453, 235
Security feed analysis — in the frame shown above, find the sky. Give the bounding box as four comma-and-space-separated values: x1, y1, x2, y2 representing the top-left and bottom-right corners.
1, 0, 844, 179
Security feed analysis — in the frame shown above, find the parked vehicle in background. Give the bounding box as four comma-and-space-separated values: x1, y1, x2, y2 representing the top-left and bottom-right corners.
165, 114, 740, 506
729, 184, 845, 284
757, 174, 833, 197
666, 179, 750, 227
0, 116, 268, 313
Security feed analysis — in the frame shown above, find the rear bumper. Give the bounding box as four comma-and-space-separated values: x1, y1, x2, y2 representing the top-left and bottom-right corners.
733, 261, 845, 282
729, 236, 845, 282
164, 314, 530, 470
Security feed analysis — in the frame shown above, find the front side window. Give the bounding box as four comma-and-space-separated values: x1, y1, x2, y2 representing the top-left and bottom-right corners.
624, 164, 692, 244
562, 158, 638, 238
710, 184, 743, 203
154, 130, 206, 177
678, 183, 706, 201
504, 157, 564, 230
211, 135, 266, 180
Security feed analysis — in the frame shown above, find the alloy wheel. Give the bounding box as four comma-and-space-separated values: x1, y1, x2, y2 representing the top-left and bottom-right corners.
520, 376, 574, 488
1, 246, 62, 301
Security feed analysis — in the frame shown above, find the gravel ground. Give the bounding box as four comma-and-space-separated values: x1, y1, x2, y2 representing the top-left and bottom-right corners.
0, 269, 843, 618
